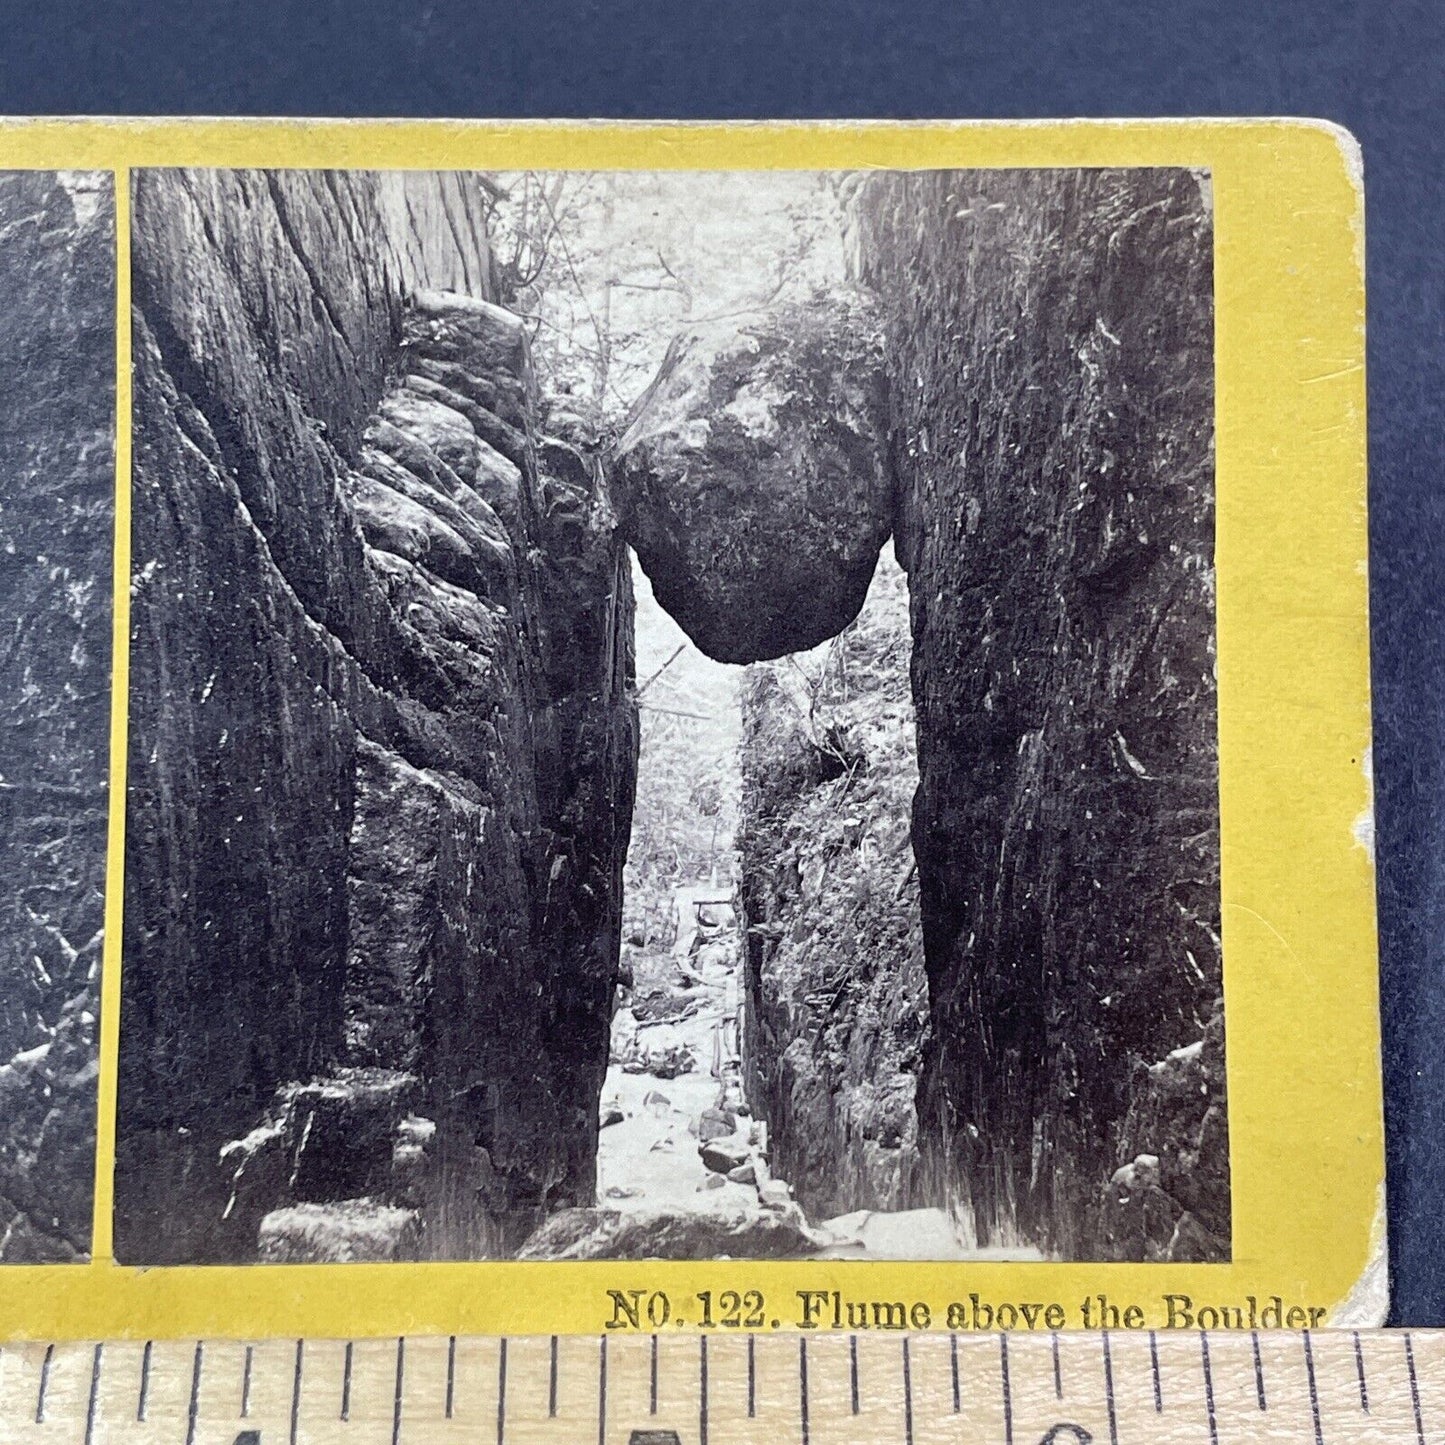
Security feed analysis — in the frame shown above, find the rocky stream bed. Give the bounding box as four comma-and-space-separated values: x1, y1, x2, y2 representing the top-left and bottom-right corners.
544, 889, 1043, 1262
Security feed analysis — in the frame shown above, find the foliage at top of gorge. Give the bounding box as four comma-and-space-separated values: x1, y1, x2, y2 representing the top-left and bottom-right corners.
483, 171, 851, 434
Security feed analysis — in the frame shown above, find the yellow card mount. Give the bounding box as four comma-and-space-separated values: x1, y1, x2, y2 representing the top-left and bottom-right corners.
0, 118, 1377, 1351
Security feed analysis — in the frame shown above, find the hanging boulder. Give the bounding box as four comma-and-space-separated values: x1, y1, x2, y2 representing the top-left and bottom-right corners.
612, 291, 893, 664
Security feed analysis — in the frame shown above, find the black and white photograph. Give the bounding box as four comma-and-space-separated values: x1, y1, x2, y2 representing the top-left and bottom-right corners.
0, 169, 115, 1263
115, 165, 1225, 1266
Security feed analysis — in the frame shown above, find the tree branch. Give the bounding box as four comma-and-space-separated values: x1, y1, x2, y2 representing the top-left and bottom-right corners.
636, 643, 687, 699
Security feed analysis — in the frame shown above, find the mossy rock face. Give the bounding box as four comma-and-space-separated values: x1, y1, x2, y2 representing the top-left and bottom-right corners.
857, 167, 1221, 1260
612, 291, 893, 664
117, 172, 639, 1265
737, 553, 926, 1222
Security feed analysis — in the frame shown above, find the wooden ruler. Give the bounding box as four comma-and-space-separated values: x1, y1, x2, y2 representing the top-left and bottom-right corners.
0, 1330, 1436, 1444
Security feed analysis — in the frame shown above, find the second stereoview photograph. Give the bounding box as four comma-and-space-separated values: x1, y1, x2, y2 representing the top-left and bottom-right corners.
0, 170, 114, 1265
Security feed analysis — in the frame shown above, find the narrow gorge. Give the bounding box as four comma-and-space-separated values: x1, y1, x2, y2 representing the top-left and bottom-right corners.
118, 166, 1226, 1265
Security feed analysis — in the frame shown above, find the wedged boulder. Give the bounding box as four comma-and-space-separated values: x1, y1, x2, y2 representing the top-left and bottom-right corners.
612, 292, 893, 663
516, 1205, 827, 1260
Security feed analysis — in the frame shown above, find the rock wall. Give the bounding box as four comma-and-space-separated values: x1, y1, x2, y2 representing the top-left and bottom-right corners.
1092, 1000, 1228, 1261
857, 169, 1223, 1258
118, 171, 637, 1263
0, 172, 114, 1263
619, 168, 1223, 1261
737, 553, 927, 1221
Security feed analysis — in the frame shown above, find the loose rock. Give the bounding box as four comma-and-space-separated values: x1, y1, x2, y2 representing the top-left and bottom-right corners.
698, 1108, 737, 1143
517, 1206, 829, 1260
258, 1200, 421, 1264
758, 1180, 793, 1210
700, 1138, 751, 1175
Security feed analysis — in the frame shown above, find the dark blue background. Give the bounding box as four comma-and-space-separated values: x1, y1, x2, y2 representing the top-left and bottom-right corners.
1, 0, 1440, 1323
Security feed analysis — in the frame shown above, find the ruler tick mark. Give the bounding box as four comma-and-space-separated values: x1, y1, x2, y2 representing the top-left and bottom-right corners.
1149, 1330, 1162, 1412
999, 1334, 1013, 1445
1303, 1332, 1324, 1445
799, 1335, 810, 1445
598, 1334, 607, 1445
749, 1333, 757, 1418
1101, 1331, 1118, 1445
341, 1340, 353, 1421
498, 1337, 509, 1445
392, 1336, 406, 1445
1352, 1330, 1368, 1412
1199, 1332, 1218, 1445
289, 1340, 303, 1445
447, 1336, 456, 1420
1406, 1334, 1425, 1445
1052, 1331, 1063, 1400
700, 1334, 709, 1445
549, 1334, 558, 1417
35, 1341, 54, 1424
851, 1333, 861, 1415
185, 1341, 204, 1445
138, 1339, 153, 1421
241, 1344, 253, 1418
949, 1333, 959, 1412
1251, 1330, 1267, 1410
83, 1342, 102, 1445
903, 1337, 914, 1445
651, 1333, 659, 1415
